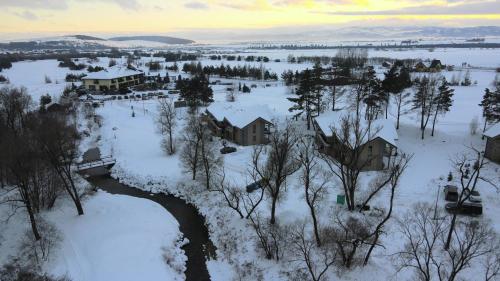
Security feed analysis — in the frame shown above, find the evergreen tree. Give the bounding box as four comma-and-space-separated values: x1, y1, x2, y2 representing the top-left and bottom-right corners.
479, 87, 500, 136
178, 75, 214, 111
382, 63, 412, 126
242, 84, 251, 93
359, 66, 382, 120
312, 61, 325, 116
288, 69, 317, 130
412, 76, 438, 139
430, 77, 454, 136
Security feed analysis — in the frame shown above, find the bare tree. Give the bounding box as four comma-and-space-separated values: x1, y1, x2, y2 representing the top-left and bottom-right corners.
180, 115, 203, 180
395, 203, 449, 281
33, 114, 83, 215
0, 130, 44, 240
214, 168, 264, 219
157, 98, 177, 155
199, 124, 222, 190
393, 91, 411, 130
395, 204, 500, 281
249, 212, 290, 261
324, 214, 372, 269
319, 115, 379, 211
363, 154, 412, 265
0, 86, 32, 133
444, 148, 497, 250
289, 222, 337, 281
296, 136, 329, 246
251, 121, 299, 224
443, 220, 499, 281
483, 252, 500, 281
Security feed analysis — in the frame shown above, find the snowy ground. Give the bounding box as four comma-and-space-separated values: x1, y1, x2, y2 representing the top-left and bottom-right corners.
1, 46, 499, 280
46, 191, 186, 281
0, 189, 186, 281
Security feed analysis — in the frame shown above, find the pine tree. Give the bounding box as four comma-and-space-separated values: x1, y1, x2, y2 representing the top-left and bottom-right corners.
288, 69, 316, 130
359, 66, 382, 120
462, 70, 472, 86
178, 75, 214, 111
412, 76, 438, 139
382, 63, 412, 127
312, 61, 324, 116
430, 77, 454, 136
479, 87, 500, 136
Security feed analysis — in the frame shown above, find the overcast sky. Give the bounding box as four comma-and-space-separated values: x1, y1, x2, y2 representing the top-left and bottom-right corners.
0, 0, 499, 39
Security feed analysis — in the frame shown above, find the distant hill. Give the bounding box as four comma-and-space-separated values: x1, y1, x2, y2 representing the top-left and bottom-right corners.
108, 36, 194, 45
71, 35, 105, 41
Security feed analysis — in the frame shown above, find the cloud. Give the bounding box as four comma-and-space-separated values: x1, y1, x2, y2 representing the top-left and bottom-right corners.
0, 0, 140, 10
314, 0, 500, 15
184, 1, 209, 10
106, 0, 140, 10
0, 0, 68, 10
14, 10, 39, 20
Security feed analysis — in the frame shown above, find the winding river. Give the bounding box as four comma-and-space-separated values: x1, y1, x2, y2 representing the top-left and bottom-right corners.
81, 149, 216, 281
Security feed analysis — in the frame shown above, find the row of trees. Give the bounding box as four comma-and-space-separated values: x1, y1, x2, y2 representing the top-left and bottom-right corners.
153, 51, 198, 62
175, 74, 214, 110
0, 87, 84, 245
209, 55, 273, 62
286, 60, 458, 139
181, 62, 279, 80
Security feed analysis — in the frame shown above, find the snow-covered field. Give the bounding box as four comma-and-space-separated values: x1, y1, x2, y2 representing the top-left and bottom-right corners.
0, 189, 186, 281
1, 45, 499, 281
47, 191, 186, 281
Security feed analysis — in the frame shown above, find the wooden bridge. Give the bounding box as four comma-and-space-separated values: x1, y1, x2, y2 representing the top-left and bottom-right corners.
76, 156, 116, 172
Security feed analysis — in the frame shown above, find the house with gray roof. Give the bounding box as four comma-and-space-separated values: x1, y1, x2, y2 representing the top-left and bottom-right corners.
313, 111, 399, 171
204, 103, 274, 146
484, 123, 500, 164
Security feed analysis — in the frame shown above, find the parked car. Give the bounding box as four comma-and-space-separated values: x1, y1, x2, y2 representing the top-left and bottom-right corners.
246, 179, 266, 193
220, 146, 237, 154
445, 202, 483, 216
444, 185, 459, 201
464, 189, 482, 203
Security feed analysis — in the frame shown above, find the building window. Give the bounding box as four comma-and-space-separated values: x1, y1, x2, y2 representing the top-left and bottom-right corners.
253, 135, 257, 142
253, 124, 256, 133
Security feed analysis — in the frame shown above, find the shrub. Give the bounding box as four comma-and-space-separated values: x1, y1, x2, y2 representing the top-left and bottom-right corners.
65, 73, 86, 82
242, 84, 251, 93
0, 262, 71, 281
108, 59, 117, 67
87, 66, 104, 73
0, 75, 9, 83
18, 219, 61, 268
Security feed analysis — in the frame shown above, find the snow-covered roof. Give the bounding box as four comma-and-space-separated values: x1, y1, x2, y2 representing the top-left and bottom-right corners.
484, 123, 500, 138
206, 102, 273, 129
314, 111, 398, 147
82, 66, 143, 80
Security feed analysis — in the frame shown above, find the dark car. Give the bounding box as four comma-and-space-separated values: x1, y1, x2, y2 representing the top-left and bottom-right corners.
220, 146, 237, 154
445, 202, 483, 216
444, 185, 459, 201
246, 179, 267, 193
464, 189, 482, 203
